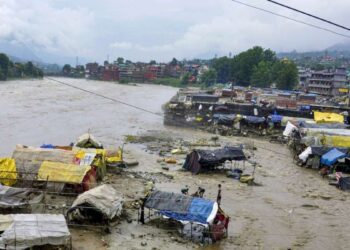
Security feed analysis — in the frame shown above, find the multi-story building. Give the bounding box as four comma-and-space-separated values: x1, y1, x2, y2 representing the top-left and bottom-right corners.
306, 68, 348, 96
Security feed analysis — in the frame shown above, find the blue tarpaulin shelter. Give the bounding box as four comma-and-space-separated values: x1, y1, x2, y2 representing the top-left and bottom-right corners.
321, 148, 348, 166
144, 191, 218, 224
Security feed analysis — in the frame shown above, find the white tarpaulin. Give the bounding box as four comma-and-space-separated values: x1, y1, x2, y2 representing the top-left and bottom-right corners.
283, 121, 298, 137
298, 146, 312, 163
0, 214, 70, 250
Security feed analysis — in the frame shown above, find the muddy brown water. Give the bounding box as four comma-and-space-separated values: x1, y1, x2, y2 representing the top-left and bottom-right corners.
1, 78, 349, 250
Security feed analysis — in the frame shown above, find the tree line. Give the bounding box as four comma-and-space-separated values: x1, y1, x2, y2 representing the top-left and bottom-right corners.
0, 53, 43, 81
201, 46, 298, 90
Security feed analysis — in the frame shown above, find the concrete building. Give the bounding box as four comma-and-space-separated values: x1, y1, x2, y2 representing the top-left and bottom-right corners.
306, 68, 348, 96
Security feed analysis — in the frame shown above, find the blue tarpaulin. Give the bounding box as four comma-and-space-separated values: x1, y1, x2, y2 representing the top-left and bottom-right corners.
40, 144, 55, 149
158, 197, 215, 224
321, 148, 347, 166
271, 115, 283, 123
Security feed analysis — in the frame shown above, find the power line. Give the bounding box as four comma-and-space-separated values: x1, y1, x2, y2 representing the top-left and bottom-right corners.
266, 0, 350, 32
45, 77, 163, 117
230, 0, 350, 39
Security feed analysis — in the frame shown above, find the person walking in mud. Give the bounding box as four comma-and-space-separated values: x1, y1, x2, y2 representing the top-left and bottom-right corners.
217, 184, 222, 205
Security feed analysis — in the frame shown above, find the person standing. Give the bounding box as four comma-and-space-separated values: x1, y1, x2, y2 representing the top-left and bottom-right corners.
217, 184, 222, 205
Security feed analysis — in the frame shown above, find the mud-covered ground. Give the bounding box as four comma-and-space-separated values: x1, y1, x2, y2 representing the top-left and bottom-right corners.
1, 78, 349, 250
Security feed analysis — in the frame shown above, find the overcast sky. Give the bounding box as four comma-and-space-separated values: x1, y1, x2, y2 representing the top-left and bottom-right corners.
0, 0, 349, 63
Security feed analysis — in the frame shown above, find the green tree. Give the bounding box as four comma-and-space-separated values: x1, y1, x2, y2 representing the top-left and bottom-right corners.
212, 56, 232, 83
24, 61, 34, 76
0, 53, 10, 80
200, 69, 217, 87
170, 58, 178, 66
149, 60, 157, 65
181, 72, 191, 86
62, 64, 71, 76
117, 57, 125, 64
272, 59, 298, 90
250, 61, 272, 88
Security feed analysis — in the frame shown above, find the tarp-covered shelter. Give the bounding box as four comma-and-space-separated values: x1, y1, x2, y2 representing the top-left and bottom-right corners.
75, 133, 103, 149
321, 148, 348, 166
314, 111, 344, 123
242, 116, 266, 124
0, 214, 70, 250
12, 145, 76, 181
0, 185, 43, 209
144, 190, 229, 242
38, 161, 96, 192
145, 190, 218, 224
212, 114, 236, 126
67, 184, 123, 223
183, 147, 246, 174
0, 158, 17, 186
322, 135, 350, 148
299, 121, 349, 129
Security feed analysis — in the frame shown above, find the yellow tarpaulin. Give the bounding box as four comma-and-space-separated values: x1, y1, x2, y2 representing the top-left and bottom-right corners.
322, 135, 350, 148
38, 161, 91, 184
314, 111, 344, 123
106, 147, 123, 163
0, 158, 17, 186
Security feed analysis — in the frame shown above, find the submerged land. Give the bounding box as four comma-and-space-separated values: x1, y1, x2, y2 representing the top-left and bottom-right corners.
1, 78, 350, 250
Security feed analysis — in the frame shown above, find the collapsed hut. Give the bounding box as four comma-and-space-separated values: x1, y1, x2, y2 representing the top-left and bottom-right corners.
140, 190, 229, 243
183, 146, 246, 174
67, 184, 124, 224
0, 185, 43, 210
0, 214, 71, 249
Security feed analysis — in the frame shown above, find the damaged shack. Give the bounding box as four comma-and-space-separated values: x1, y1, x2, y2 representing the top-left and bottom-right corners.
140, 190, 229, 243
183, 146, 246, 174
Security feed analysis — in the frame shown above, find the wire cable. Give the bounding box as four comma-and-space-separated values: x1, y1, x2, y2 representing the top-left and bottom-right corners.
45, 77, 163, 117
266, 0, 350, 31
230, 0, 350, 39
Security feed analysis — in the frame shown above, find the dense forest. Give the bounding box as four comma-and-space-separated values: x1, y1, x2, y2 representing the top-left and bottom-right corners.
0, 53, 43, 81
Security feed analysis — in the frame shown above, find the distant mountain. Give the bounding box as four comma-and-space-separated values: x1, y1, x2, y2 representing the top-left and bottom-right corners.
326, 42, 350, 52
0, 40, 42, 62
0, 40, 88, 66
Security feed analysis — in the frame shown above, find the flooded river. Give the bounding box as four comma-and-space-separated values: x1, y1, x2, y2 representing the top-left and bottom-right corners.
1, 78, 349, 250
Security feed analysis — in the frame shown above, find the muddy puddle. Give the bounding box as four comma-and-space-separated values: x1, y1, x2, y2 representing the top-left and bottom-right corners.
1, 78, 350, 250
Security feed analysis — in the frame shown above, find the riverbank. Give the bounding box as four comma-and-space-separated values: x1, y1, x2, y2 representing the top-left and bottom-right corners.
1, 78, 349, 250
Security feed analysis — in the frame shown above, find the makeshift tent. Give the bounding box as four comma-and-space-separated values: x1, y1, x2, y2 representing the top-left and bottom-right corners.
75, 133, 103, 149
67, 184, 123, 223
183, 147, 246, 174
0, 214, 70, 250
73, 147, 107, 180
145, 190, 218, 224
303, 128, 350, 137
12, 145, 75, 180
314, 111, 344, 123
299, 121, 348, 129
212, 114, 236, 126
0, 158, 17, 186
38, 161, 96, 191
321, 148, 348, 166
322, 135, 350, 148
0, 185, 43, 209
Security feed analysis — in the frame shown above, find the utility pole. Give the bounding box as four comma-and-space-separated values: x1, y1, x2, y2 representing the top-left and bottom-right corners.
231, 78, 235, 103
